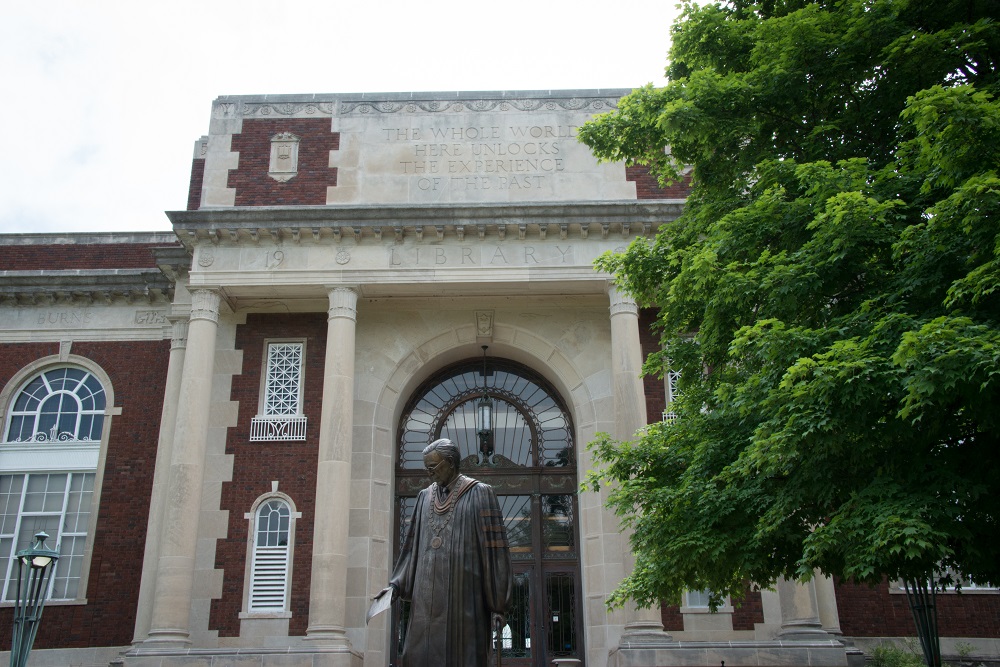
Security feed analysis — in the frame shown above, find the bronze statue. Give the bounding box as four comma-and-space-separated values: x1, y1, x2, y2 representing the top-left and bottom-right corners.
382, 438, 512, 666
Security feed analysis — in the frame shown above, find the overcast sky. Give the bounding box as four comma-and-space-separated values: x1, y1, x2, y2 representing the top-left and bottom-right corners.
1, 1, 678, 235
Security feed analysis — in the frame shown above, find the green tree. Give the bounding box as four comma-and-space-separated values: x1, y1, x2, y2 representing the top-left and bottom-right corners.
578, 0, 1000, 612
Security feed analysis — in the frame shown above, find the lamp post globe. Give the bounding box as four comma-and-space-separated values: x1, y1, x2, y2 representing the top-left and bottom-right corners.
9, 532, 60, 667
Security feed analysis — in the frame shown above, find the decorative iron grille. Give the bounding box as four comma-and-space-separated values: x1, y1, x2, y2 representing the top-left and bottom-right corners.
251, 343, 307, 441
263, 343, 303, 416
250, 415, 307, 442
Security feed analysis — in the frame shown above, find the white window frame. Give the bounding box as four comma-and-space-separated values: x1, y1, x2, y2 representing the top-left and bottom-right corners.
0, 472, 95, 602
0, 356, 117, 606
240, 486, 300, 618
680, 589, 735, 614
250, 340, 307, 442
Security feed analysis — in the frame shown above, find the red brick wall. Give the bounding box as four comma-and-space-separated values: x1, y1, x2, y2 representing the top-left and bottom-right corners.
836, 579, 1000, 638
661, 601, 685, 632
187, 158, 205, 211
0, 339, 170, 649
210, 313, 327, 636
732, 586, 765, 631
627, 166, 692, 200
0, 243, 174, 270
228, 119, 340, 206
639, 308, 665, 424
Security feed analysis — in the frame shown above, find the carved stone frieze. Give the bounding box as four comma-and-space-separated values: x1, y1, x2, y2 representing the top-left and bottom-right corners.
338, 97, 619, 115
226, 101, 336, 118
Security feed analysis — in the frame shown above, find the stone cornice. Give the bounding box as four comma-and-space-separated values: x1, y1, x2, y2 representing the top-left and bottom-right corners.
212, 89, 632, 120
167, 200, 684, 249
0, 232, 177, 246
0, 268, 174, 306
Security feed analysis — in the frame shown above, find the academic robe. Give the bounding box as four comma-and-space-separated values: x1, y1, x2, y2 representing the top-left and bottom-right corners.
390, 475, 513, 667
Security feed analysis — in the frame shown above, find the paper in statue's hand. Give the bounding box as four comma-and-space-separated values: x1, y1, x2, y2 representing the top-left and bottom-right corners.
366, 586, 393, 625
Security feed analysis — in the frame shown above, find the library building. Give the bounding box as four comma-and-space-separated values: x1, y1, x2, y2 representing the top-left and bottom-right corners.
0, 90, 997, 667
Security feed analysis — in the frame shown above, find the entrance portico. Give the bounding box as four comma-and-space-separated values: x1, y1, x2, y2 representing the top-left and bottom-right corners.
123, 90, 849, 667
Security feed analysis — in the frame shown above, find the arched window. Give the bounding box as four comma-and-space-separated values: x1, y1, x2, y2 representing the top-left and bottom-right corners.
1, 364, 110, 602
5, 367, 106, 443
243, 491, 299, 616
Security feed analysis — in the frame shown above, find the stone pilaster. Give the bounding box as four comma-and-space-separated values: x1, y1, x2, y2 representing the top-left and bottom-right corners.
776, 576, 831, 640
608, 284, 671, 643
133, 317, 189, 644
144, 289, 221, 646
305, 287, 359, 651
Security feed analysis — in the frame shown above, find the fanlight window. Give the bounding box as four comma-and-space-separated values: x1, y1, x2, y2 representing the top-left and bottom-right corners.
398, 359, 573, 469
4, 368, 106, 443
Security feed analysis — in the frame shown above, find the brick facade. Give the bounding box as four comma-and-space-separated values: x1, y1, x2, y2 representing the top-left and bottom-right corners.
227, 119, 340, 206
627, 165, 692, 200
639, 308, 665, 424
187, 158, 205, 211
210, 313, 327, 637
731, 585, 765, 631
0, 243, 170, 271
0, 339, 170, 649
836, 579, 1000, 638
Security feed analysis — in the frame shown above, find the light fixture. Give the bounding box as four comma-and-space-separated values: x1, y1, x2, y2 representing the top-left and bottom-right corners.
477, 345, 494, 464
10, 532, 60, 667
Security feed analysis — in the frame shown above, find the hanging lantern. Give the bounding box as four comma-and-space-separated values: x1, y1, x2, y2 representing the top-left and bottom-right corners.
477, 346, 494, 464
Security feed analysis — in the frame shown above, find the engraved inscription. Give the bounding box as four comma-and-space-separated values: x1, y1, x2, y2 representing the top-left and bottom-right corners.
37, 310, 94, 327
385, 125, 577, 193
134, 310, 169, 325
265, 250, 285, 269
389, 245, 574, 267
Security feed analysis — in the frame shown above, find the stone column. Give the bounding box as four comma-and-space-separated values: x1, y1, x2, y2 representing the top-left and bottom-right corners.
608, 285, 670, 642
132, 316, 188, 644
144, 289, 221, 646
814, 574, 844, 636
776, 576, 831, 639
305, 286, 358, 649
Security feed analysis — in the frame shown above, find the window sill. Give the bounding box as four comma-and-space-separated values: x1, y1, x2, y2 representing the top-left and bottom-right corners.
0, 598, 88, 607
239, 611, 292, 619
680, 605, 735, 614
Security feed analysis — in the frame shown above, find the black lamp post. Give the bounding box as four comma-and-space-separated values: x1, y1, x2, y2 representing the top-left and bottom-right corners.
9, 532, 60, 667
477, 346, 494, 464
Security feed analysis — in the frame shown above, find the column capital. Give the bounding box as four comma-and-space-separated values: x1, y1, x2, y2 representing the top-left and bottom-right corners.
168, 318, 189, 350
327, 286, 359, 322
607, 284, 638, 317
189, 289, 221, 323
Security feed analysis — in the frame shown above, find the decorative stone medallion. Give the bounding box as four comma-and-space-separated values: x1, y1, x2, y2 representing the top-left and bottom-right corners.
268, 132, 300, 182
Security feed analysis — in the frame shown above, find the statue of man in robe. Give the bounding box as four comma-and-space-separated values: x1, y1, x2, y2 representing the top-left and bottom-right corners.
387, 438, 513, 666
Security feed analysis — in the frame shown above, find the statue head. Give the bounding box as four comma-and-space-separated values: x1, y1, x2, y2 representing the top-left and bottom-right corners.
423, 438, 461, 469
423, 438, 462, 487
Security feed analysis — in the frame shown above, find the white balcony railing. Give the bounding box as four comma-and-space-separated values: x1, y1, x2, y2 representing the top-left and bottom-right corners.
250, 415, 308, 442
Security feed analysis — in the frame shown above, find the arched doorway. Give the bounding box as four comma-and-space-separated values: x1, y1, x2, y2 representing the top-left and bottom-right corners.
394, 356, 583, 667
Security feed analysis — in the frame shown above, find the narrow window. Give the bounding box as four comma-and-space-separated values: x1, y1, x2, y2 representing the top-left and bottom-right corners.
250, 342, 307, 441
248, 499, 292, 612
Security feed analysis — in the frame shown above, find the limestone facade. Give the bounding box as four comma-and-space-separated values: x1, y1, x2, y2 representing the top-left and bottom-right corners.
0, 91, 997, 667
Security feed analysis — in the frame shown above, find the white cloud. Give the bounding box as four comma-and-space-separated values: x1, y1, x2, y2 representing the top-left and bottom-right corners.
0, 0, 676, 234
